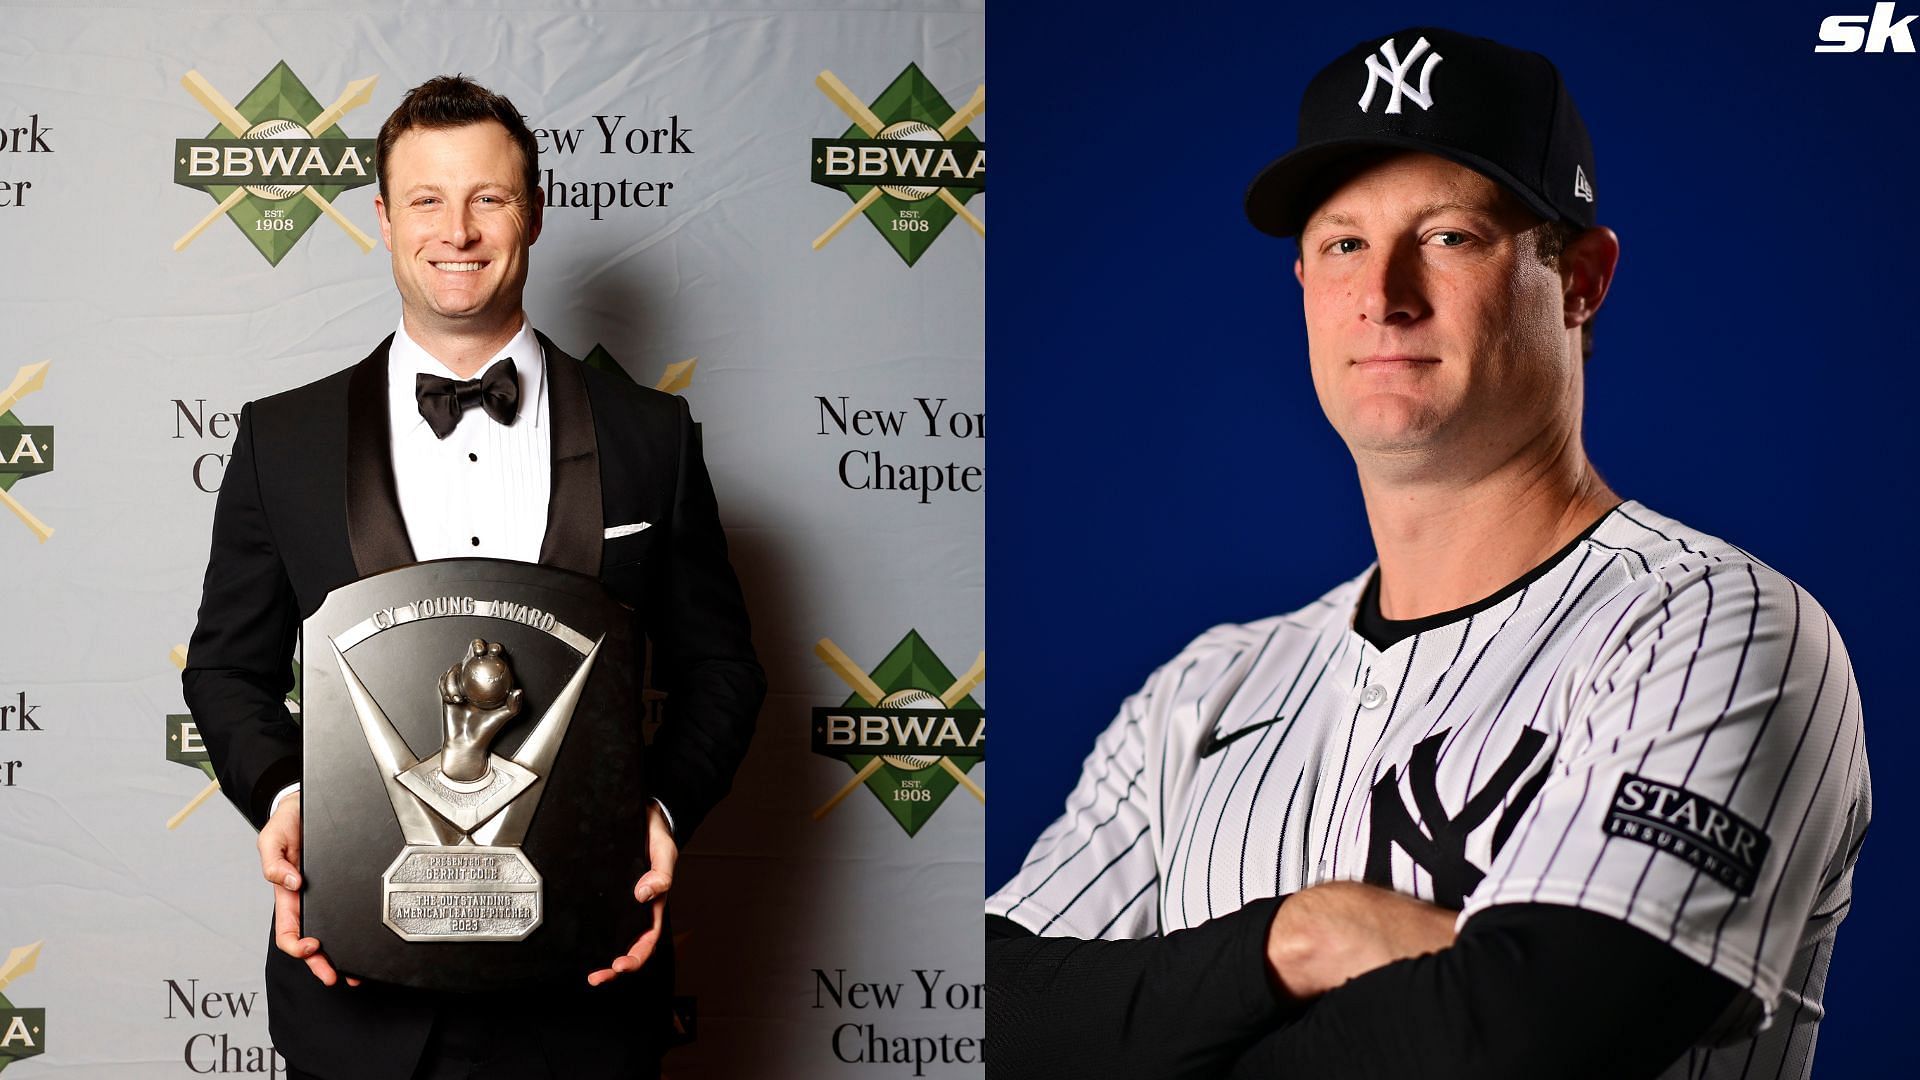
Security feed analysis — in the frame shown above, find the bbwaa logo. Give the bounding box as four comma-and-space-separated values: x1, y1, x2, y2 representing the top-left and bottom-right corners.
0, 362, 53, 544
1359, 36, 1443, 114
171, 64, 379, 264
809, 632, 984, 835
0, 942, 44, 1072
1817, 3, 1918, 51
165, 646, 300, 829
809, 64, 985, 266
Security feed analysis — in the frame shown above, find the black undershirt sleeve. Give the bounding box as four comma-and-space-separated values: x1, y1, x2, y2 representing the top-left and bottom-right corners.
1225, 903, 1744, 1080
987, 902, 1743, 1080
987, 899, 1290, 1080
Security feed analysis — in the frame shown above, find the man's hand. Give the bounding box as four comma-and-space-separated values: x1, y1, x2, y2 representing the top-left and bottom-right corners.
587, 801, 677, 987
259, 793, 358, 988
1265, 881, 1456, 1002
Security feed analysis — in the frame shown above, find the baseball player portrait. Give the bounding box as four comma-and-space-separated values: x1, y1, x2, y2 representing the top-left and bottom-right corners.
988, 23, 1871, 1080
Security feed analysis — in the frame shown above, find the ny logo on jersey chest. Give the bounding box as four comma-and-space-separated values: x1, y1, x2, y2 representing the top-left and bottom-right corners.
1364, 727, 1548, 907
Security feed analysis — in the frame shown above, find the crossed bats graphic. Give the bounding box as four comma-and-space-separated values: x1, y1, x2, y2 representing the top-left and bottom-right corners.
0, 362, 52, 544
0, 941, 40, 995
166, 644, 225, 829
173, 70, 380, 253
811, 637, 986, 821
812, 71, 986, 251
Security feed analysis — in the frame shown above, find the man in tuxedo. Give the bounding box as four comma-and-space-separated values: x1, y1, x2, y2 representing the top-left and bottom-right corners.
182, 75, 765, 1079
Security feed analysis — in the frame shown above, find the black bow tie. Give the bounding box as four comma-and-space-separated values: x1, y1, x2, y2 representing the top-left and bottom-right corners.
415, 359, 519, 439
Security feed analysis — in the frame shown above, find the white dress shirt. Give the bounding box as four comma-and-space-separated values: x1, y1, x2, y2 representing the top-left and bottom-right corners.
270, 321, 547, 819
273, 322, 674, 832
388, 319, 551, 560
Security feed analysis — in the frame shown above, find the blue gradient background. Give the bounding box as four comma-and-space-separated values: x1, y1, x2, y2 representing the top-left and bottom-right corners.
989, 2, 1916, 1073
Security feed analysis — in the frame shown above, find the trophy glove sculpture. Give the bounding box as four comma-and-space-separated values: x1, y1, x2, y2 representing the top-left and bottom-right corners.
439, 639, 525, 784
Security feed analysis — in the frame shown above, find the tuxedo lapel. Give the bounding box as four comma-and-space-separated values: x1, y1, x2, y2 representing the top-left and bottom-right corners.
345, 331, 601, 579
535, 332, 604, 575
345, 334, 417, 576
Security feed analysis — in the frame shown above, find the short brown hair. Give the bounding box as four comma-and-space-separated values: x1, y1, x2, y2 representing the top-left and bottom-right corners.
376, 75, 539, 202
1535, 219, 1595, 361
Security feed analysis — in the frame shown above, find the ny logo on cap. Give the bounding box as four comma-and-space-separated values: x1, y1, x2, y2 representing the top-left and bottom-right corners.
1359, 36, 1443, 114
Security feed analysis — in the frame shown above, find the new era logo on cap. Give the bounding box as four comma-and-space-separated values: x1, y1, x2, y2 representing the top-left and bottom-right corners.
1358, 36, 1444, 114
1244, 26, 1599, 238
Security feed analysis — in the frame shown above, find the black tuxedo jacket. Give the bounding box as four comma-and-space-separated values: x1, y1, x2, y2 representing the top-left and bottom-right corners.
182, 333, 764, 1079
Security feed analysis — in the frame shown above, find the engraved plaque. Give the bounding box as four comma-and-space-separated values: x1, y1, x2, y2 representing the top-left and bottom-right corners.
300, 559, 649, 991
383, 846, 542, 940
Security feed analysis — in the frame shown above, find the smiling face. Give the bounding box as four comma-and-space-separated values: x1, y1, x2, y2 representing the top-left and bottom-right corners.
1294, 152, 1578, 477
374, 120, 541, 342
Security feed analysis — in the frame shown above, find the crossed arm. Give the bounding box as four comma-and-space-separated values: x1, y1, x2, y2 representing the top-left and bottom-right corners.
1258, 880, 1456, 1001
985, 881, 1450, 1080
987, 881, 1740, 1080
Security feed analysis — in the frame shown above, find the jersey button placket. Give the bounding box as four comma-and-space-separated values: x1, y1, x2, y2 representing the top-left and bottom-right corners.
1356, 640, 1392, 712
1360, 644, 1415, 720
1361, 637, 1417, 716
1336, 650, 1406, 881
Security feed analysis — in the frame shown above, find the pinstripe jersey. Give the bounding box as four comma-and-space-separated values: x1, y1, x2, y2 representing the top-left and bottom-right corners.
988, 502, 1870, 1080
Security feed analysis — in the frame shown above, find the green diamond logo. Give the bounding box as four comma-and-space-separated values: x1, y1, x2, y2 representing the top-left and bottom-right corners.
172, 64, 379, 265
0, 361, 54, 544
810, 65, 985, 266
166, 649, 299, 829
810, 631, 985, 835
580, 344, 697, 394
0, 942, 44, 1071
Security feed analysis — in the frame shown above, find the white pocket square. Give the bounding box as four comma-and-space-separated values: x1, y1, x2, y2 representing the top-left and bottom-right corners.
604, 521, 652, 539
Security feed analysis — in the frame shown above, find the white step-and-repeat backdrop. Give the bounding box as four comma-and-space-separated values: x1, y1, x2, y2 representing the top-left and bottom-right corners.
0, 1, 984, 1075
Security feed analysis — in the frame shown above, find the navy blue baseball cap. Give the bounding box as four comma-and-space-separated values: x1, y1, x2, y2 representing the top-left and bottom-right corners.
1245, 27, 1597, 238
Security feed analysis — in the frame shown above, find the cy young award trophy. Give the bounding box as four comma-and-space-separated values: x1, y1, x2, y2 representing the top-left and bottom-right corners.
298, 559, 648, 992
